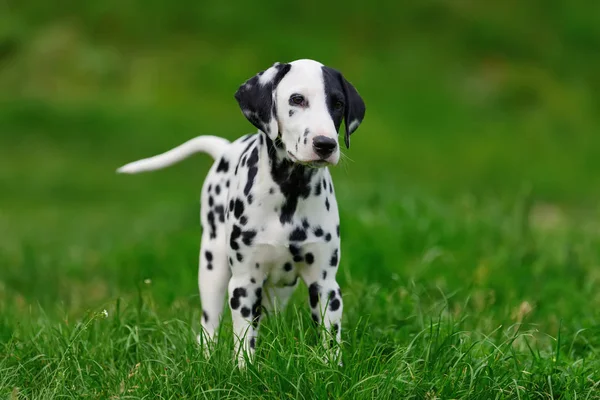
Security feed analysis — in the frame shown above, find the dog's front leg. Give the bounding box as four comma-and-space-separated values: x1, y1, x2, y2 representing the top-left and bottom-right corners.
300, 246, 343, 365
228, 271, 263, 367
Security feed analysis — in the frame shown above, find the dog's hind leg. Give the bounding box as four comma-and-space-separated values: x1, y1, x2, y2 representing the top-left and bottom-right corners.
197, 231, 230, 357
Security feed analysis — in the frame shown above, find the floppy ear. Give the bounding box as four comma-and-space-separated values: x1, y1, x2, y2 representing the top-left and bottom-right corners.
234, 62, 292, 139
340, 75, 366, 149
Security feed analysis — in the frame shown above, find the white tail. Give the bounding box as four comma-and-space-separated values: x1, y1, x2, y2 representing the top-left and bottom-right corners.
116, 135, 230, 174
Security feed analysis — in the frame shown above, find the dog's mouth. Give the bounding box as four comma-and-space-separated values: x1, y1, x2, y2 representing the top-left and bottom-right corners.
287, 151, 330, 168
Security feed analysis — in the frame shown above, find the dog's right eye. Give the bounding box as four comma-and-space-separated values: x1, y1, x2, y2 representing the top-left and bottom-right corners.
289, 94, 306, 107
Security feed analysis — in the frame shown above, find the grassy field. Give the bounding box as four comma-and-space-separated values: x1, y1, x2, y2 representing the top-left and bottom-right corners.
2, 1, 600, 398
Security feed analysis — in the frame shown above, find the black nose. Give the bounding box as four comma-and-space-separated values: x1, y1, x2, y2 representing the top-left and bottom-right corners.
312, 135, 337, 159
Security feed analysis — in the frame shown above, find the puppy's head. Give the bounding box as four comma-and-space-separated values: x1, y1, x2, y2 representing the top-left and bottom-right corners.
234, 59, 366, 167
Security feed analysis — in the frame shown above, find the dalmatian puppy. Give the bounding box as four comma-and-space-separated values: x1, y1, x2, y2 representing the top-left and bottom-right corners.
117, 59, 366, 366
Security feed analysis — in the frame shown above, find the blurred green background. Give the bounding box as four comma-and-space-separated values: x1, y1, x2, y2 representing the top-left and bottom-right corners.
1, 0, 600, 337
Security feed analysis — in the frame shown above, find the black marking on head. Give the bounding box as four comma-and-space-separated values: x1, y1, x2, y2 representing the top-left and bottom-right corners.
216, 158, 229, 173
284, 262, 293, 272
330, 249, 339, 267
325, 233, 332, 242
314, 227, 323, 237
289, 109, 295, 117
308, 283, 320, 308
234, 63, 292, 136
325, 198, 330, 211
241, 307, 251, 318
236, 252, 244, 262
305, 252, 314, 265
321, 66, 366, 148
289, 227, 307, 242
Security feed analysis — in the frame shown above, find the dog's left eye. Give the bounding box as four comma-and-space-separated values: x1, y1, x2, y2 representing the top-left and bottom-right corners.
334, 101, 344, 111
290, 94, 306, 106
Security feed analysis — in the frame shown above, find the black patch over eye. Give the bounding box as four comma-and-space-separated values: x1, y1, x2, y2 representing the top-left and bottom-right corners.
289, 94, 306, 107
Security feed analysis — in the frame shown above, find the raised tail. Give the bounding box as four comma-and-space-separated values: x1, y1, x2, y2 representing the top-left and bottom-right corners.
116, 135, 230, 174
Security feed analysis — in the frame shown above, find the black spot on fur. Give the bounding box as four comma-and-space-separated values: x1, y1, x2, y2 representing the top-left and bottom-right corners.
325, 233, 332, 242
289, 227, 307, 242
249, 337, 256, 349
241, 155, 247, 167
284, 262, 292, 272
325, 198, 330, 211
230, 297, 240, 309
255, 263, 260, 269
322, 270, 327, 280
209, 196, 214, 207
329, 298, 341, 311
233, 287, 247, 298
208, 184, 212, 193
304, 137, 307, 145
229, 200, 234, 212
329, 181, 333, 194
336, 224, 340, 237
241, 307, 251, 318
289, 244, 301, 256
215, 205, 225, 223
304, 128, 310, 137
228, 257, 233, 266
308, 283, 320, 308
247, 194, 254, 204
314, 181, 322, 196
207, 263, 213, 270
330, 249, 339, 267
314, 227, 324, 237
205, 251, 213, 261
269, 187, 275, 194
234, 199, 245, 219
203, 310, 209, 322
230, 225, 242, 250
302, 219, 310, 229
244, 149, 259, 197
293, 255, 304, 262
322, 179, 327, 190
226, 180, 230, 188
265, 135, 316, 224
216, 158, 229, 173
251, 287, 263, 328
242, 230, 257, 246
240, 216, 248, 225
236, 252, 244, 262
305, 252, 314, 264
289, 109, 295, 117
207, 211, 216, 239
215, 185, 221, 195
250, 278, 256, 284
329, 290, 336, 301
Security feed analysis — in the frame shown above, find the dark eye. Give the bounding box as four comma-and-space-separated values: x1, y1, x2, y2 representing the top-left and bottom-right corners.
290, 94, 305, 106
334, 100, 344, 111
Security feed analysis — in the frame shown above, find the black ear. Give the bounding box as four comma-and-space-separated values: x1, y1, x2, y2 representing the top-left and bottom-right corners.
234, 62, 292, 139
340, 75, 366, 149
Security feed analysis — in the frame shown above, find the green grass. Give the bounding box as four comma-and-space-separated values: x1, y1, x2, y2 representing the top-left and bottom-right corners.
2, 1, 600, 398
